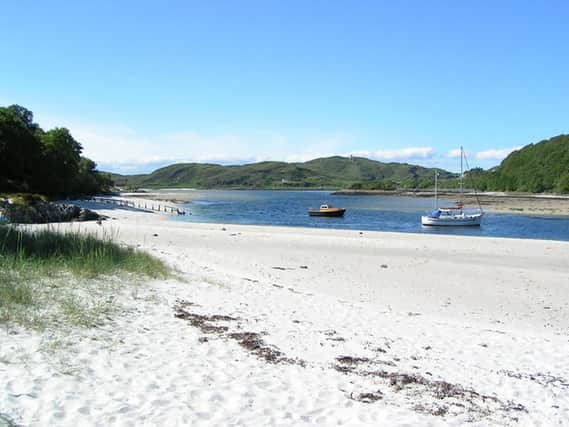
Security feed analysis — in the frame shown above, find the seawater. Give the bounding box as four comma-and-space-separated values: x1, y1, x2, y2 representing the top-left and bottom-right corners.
165, 189, 569, 241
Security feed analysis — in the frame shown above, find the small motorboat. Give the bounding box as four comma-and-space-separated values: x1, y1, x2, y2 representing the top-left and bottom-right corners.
308, 204, 346, 217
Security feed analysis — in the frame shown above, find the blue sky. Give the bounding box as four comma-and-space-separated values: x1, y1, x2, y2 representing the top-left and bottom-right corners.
1, 1, 568, 173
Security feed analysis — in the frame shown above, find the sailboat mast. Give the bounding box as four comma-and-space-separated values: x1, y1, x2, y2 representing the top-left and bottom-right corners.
459, 146, 464, 204
434, 169, 438, 209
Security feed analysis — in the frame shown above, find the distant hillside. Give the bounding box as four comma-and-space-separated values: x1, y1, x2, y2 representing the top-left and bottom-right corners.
109, 156, 457, 190
469, 134, 569, 194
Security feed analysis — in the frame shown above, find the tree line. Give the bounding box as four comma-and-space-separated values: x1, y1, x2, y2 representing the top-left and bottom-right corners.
464, 134, 569, 194
0, 104, 112, 197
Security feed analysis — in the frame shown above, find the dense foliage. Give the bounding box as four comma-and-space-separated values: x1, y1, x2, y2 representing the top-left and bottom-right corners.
465, 135, 569, 194
0, 105, 112, 197
111, 156, 458, 190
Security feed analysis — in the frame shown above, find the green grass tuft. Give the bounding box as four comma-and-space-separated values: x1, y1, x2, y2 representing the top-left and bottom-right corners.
0, 225, 169, 329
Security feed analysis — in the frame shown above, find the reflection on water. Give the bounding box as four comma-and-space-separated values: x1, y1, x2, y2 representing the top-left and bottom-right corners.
163, 189, 569, 241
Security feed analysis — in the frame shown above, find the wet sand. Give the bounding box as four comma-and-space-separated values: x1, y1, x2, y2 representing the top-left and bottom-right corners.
334, 190, 569, 216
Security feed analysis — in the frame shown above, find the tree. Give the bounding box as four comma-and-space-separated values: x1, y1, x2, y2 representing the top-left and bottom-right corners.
7, 104, 39, 132
38, 128, 83, 195
555, 173, 569, 194
1, 104, 113, 197
0, 107, 42, 192
73, 157, 113, 195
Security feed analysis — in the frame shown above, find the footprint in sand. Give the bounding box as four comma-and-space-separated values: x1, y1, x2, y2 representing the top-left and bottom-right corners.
145, 383, 160, 392
77, 406, 90, 415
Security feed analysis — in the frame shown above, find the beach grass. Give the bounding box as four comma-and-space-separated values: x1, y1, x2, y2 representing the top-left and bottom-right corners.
0, 225, 169, 329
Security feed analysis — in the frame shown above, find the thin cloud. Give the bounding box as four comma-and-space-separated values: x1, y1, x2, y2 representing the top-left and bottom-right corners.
476, 146, 522, 160
97, 160, 175, 174
42, 120, 354, 173
447, 148, 462, 158
346, 150, 372, 158
25, 115, 441, 173
372, 147, 434, 161
446, 148, 474, 158
285, 152, 337, 163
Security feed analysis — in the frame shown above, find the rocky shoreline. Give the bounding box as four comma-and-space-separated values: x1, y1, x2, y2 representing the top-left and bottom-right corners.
0, 199, 105, 224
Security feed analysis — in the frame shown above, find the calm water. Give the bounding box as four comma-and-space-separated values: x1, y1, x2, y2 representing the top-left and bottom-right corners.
165, 189, 569, 241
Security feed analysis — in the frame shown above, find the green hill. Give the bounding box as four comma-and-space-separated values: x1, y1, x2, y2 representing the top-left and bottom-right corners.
110, 156, 457, 190
470, 134, 569, 193
109, 135, 569, 194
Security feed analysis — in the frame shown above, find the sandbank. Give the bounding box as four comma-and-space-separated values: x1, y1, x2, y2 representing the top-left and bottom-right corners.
335, 190, 569, 216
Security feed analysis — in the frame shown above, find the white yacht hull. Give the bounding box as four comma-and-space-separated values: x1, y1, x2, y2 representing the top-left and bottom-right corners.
421, 213, 483, 226
421, 147, 484, 227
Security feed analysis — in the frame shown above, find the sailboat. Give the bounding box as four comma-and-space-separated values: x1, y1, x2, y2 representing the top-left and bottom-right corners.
421, 147, 484, 226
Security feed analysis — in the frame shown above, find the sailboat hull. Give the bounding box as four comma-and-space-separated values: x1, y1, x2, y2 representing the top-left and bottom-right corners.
422, 147, 483, 227
421, 213, 482, 226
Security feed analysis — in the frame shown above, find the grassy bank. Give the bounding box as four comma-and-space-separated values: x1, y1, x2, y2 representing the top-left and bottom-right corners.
0, 225, 169, 329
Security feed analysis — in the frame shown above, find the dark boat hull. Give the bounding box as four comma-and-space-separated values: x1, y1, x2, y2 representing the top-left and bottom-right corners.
308, 209, 346, 217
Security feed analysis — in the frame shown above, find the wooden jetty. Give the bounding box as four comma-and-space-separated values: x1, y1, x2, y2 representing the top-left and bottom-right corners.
88, 197, 187, 215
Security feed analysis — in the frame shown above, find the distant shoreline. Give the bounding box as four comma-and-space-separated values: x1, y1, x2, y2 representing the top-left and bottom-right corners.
333, 189, 569, 216
332, 188, 569, 199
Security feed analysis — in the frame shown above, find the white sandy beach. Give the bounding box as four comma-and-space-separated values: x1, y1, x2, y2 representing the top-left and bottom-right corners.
1, 201, 569, 426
